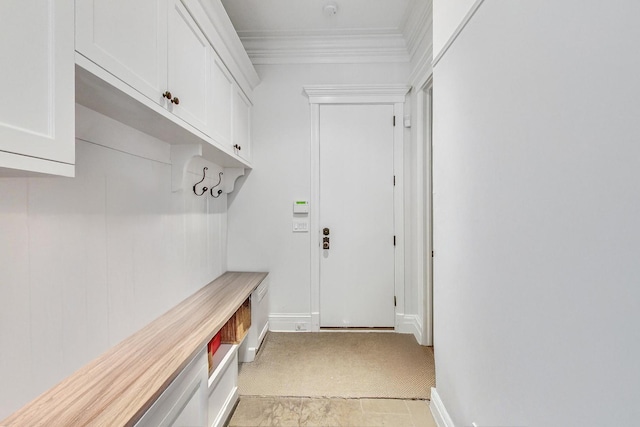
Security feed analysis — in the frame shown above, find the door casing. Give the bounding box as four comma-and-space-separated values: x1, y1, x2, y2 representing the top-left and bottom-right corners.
303, 85, 410, 332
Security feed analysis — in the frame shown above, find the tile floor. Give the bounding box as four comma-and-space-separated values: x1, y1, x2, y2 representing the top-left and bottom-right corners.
227, 396, 437, 427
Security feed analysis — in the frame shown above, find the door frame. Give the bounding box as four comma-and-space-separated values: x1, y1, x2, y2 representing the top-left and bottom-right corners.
303, 85, 410, 332
414, 77, 434, 345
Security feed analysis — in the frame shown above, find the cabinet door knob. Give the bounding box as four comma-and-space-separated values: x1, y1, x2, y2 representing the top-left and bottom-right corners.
171, 97, 179, 105
163, 91, 172, 100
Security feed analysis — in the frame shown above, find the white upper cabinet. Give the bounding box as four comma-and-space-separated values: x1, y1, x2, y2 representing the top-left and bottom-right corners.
232, 87, 251, 161
0, 0, 75, 177
208, 51, 234, 149
167, 0, 210, 135
76, 0, 168, 106
74, 0, 259, 169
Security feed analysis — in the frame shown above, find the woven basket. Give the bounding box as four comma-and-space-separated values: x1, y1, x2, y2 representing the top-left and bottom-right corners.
220, 297, 251, 344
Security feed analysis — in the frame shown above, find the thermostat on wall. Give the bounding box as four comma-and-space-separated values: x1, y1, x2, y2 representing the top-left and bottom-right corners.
293, 200, 309, 214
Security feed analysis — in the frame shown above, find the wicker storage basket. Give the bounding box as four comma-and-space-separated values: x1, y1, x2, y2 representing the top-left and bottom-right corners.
220, 297, 251, 344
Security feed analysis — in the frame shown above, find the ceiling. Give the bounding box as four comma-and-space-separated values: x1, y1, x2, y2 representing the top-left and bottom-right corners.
220, 0, 414, 35
220, 0, 430, 64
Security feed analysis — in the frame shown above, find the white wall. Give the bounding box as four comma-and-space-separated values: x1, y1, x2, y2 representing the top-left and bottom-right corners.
227, 62, 410, 331
432, 0, 477, 60
0, 105, 228, 419
433, 1, 640, 425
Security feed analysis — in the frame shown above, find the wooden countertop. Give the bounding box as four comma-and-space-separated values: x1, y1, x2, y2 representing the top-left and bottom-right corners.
1, 271, 268, 426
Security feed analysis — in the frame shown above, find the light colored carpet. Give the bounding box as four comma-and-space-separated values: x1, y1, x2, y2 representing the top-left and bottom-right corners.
238, 332, 435, 400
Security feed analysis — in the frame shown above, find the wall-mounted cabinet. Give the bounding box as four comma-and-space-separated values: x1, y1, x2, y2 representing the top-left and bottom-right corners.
75, 0, 259, 173
167, 0, 210, 135
233, 86, 252, 161
76, 0, 211, 136
75, 0, 168, 107
0, 0, 75, 177
209, 52, 234, 150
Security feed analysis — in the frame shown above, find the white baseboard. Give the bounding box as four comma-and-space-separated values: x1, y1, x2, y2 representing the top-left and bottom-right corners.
395, 314, 423, 344
239, 321, 269, 363
257, 320, 269, 346
430, 387, 455, 427
268, 313, 312, 332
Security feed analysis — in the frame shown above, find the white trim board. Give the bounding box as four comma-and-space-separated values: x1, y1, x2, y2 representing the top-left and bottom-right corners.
239, 30, 410, 65
395, 314, 423, 343
413, 80, 434, 347
268, 314, 312, 332
303, 84, 410, 104
303, 84, 409, 332
430, 388, 456, 427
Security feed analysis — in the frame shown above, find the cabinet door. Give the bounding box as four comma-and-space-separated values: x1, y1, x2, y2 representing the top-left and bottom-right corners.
135, 349, 208, 427
0, 0, 74, 175
76, 0, 168, 105
232, 87, 252, 161
208, 51, 234, 148
167, 0, 210, 135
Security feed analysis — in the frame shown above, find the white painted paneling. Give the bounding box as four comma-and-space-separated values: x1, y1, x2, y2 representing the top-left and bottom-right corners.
105, 149, 143, 343
0, 107, 228, 420
0, 180, 31, 416
227, 62, 409, 322
433, 0, 640, 425
73, 143, 110, 363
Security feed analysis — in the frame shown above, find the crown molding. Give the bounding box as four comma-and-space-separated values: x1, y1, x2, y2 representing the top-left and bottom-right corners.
404, 0, 433, 62
184, 0, 260, 92
238, 29, 410, 65
409, 41, 433, 87
303, 84, 411, 104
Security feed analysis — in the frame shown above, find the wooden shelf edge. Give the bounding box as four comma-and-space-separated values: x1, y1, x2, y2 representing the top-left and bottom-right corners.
1, 271, 268, 427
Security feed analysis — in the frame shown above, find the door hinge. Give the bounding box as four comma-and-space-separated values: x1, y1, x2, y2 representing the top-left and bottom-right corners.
393, 175, 396, 186
393, 116, 396, 127
393, 235, 396, 246
394, 296, 397, 307
432, 250, 434, 257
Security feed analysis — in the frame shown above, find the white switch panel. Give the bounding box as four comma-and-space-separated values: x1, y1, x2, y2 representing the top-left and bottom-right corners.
293, 220, 309, 232
293, 200, 309, 214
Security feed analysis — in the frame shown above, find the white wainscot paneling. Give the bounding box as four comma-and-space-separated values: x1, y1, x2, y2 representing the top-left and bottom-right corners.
28, 142, 109, 389
0, 179, 31, 417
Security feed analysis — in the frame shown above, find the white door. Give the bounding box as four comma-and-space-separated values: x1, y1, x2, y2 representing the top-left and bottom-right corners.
167, 0, 210, 134
319, 104, 395, 328
75, 0, 168, 105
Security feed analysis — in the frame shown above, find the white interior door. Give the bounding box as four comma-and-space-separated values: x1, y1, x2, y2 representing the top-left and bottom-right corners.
319, 104, 395, 328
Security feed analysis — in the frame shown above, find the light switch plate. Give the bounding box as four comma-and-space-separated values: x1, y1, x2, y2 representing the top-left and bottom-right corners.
293, 220, 309, 232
